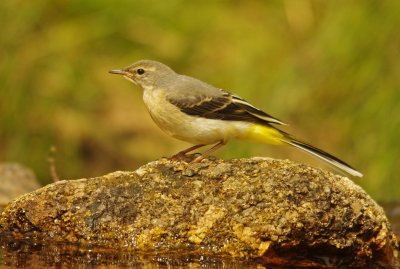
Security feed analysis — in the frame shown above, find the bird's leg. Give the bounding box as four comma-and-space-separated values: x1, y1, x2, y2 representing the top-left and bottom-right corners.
192, 141, 226, 163
169, 144, 206, 160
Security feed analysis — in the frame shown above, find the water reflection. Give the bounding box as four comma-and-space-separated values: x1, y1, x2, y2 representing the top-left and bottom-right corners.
0, 238, 264, 269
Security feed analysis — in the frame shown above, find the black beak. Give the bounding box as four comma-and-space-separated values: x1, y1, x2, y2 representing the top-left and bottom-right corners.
109, 69, 126, 75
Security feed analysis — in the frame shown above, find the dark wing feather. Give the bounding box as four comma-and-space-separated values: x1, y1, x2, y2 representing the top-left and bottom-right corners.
231, 95, 286, 125
168, 92, 286, 125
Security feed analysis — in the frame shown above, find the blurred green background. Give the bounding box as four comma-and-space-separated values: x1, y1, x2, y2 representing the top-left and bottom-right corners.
1, 0, 399, 201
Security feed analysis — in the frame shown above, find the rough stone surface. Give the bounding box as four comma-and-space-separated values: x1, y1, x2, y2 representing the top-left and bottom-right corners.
0, 158, 398, 268
0, 163, 40, 206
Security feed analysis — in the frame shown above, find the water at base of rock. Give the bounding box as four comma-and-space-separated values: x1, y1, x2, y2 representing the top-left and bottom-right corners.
0, 236, 398, 269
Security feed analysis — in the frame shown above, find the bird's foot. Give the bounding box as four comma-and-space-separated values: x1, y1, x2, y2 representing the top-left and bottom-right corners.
169, 152, 202, 163
191, 155, 204, 163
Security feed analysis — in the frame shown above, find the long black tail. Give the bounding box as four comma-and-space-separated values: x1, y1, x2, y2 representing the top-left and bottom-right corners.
281, 135, 363, 177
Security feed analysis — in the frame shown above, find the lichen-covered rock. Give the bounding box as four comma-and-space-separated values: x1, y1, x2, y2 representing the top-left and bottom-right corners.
0, 158, 398, 268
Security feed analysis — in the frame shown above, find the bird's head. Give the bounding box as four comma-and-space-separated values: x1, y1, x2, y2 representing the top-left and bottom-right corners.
109, 60, 175, 89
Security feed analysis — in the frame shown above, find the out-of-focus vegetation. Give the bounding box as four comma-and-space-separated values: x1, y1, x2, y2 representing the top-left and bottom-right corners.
0, 0, 399, 201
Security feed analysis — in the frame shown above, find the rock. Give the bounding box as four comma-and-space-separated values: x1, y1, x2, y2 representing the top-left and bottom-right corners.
0, 158, 398, 268
0, 163, 40, 206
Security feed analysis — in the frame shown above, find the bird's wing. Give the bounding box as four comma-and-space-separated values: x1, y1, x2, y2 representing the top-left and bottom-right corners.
166, 80, 286, 125
230, 94, 287, 125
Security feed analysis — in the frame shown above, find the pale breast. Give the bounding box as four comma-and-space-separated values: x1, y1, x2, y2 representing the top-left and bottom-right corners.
142, 88, 250, 145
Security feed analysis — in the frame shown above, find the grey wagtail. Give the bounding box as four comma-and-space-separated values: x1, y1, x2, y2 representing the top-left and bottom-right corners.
109, 60, 363, 177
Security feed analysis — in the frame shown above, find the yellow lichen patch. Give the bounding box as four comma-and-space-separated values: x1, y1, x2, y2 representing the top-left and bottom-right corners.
232, 223, 271, 256
258, 241, 271, 256
136, 227, 167, 249
188, 205, 227, 244
233, 224, 259, 249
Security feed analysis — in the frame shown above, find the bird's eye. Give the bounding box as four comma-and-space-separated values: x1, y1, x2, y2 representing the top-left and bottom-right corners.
137, 68, 145, 75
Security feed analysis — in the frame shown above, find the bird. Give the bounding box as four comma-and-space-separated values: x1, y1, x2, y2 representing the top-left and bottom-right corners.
109, 60, 363, 177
